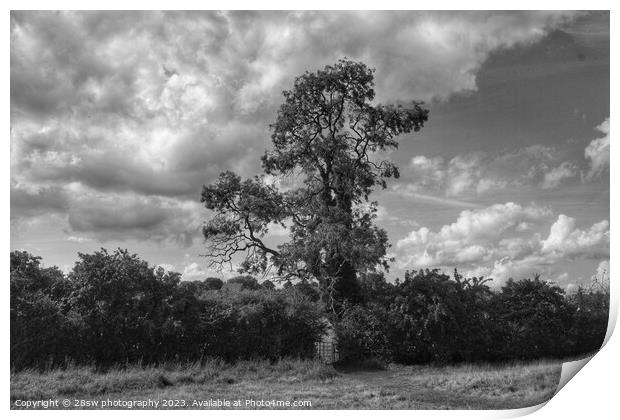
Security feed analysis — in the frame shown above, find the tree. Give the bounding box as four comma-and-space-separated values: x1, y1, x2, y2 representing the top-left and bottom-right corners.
201, 59, 428, 313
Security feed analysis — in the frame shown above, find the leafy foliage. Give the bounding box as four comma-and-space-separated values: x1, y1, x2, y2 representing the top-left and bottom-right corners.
490, 276, 572, 360
10, 249, 325, 369
10, 249, 609, 369
335, 304, 391, 364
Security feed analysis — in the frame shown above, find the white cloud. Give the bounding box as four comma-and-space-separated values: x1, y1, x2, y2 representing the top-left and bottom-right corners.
541, 215, 609, 259
181, 262, 207, 281
396, 202, 609, 285
405, 144, 578, 197
397, 202, 552, 265
390, 185, 482, 209
66, 235, 89, 243
542, 161, 579, 189
375, 205, 420, 227
584, 117, 610, 180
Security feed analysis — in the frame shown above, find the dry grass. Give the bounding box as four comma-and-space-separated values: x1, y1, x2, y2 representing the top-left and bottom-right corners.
10, 358, 562, 409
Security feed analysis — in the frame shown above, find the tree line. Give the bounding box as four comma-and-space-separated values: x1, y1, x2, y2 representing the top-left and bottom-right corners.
11, 249, 608, 370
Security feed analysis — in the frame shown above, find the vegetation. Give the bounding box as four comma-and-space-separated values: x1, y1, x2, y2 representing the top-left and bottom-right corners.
11, 249, 326, 370
10, 249, 608, 370
10, 358, 562, 409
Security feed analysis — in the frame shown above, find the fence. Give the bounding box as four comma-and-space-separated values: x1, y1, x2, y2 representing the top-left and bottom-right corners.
314, 340, 339, 364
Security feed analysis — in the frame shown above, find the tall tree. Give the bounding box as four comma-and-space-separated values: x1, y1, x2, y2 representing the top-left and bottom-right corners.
201, 59, 428, 313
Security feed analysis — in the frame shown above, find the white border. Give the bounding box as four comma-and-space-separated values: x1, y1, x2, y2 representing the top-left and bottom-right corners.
4, 2, 616, 419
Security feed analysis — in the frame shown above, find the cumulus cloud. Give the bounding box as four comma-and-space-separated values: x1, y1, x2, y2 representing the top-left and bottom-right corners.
584, 117, 610, 180
10, 11, 578, 244
181, 262, 207, 281
403, 144, 579, 197
396, 202, 609, 285
541, 215, 609, 259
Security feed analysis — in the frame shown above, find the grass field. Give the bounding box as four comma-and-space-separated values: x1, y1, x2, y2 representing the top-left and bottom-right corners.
11, 358, 562, 410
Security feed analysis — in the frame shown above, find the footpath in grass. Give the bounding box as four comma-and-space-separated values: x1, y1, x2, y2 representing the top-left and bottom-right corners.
10, 358, 562, 410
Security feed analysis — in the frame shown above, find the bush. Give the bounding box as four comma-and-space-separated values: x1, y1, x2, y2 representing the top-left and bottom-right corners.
491, 276, 572, 360
335, 304, 390, 365
10, 249, 610, 369
384, 269, 494, 364
201, 289, 326, 361
565, 286, 609, 356
10, 251, 82, 369
10, 249, 326, 369
225, 275, 261, 291
204, 277, 224, 290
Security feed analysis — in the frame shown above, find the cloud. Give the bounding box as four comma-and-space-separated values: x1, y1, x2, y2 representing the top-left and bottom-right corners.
396, 202, 609, 284
66, 235, 89, 243
542, 161, 579, 189
584, 117, 610, 180
10, 11, 578, 243
65, 187, 204, 245
404, 144, 579, 197
181, 262, 207, 281
375, 205, 420, 228
10, 182, 70, 219
402, 117, 609, 197
180, 261, 239, 281
390, 185, 482, 209
541, 215, 609, 259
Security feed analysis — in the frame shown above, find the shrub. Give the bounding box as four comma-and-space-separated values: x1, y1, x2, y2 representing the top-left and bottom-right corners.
204, 277, 224, 290
202, 289, 326, 361
10, 249, 610, 369
384, 269, 494, 364
491, 276, 572, 360
225, 275, 261, 291
565, 286, 609, 356
335, 304, 390, 365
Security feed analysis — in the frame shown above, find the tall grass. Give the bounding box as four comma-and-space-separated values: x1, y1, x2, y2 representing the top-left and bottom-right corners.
11, 358, 340, 402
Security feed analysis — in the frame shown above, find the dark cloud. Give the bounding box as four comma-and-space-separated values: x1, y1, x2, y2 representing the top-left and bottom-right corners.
67, 193, 203, 246
10, 183, 70, 219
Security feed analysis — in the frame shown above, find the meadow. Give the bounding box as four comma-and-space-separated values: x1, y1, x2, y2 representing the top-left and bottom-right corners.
11, 358, 562, 410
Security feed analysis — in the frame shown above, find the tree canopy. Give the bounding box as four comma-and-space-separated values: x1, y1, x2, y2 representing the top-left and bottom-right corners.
201, 59, 429, 311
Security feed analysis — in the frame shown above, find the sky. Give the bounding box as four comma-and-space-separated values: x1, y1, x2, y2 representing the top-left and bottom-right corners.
10, 11, 609, 289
